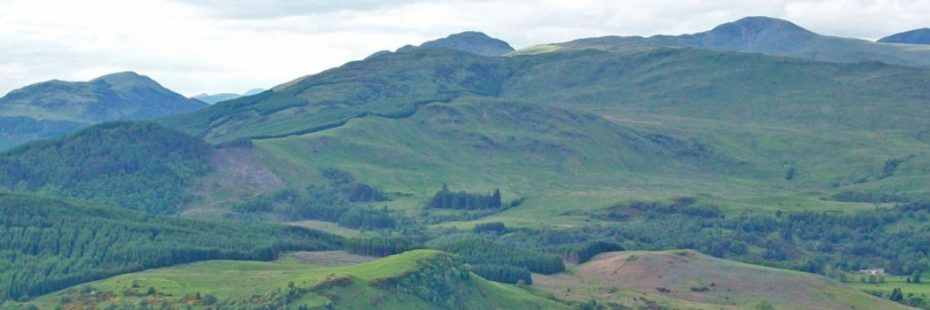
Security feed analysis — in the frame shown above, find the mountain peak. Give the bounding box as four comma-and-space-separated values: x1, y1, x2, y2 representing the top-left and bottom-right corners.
684, 16, 817, 52
406, 31, 515, 56
0, 71, 204, 127
878, 28, 930, 45
709, 16, 812, 36
91, 71, 161, 89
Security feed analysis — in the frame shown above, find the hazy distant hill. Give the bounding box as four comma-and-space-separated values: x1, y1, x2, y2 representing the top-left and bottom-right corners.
520, 17, 930, 68
398, 31, 514, 56
0, 72, 206, 149
879, 28, 930, 45
193, 88, 265, 104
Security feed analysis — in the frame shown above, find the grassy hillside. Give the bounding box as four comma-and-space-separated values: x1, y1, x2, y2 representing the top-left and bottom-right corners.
0, 193, 342, 303
248, 97, 756, 223
0, 122, 213, 214
534, 250, 906, 309
168, 47, 930, 228
25, 250, 567, 309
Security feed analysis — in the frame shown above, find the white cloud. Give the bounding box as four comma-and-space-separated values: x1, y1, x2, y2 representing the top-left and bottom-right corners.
0, 0, 927, 96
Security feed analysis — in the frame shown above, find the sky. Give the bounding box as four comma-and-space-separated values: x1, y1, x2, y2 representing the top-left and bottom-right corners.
1, 0, 928, 97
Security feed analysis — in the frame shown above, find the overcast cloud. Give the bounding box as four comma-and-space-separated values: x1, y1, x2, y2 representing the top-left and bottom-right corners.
1, 0, 928, 96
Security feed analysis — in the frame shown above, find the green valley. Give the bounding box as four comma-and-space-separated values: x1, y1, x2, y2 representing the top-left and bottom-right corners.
3, 12, 930, 310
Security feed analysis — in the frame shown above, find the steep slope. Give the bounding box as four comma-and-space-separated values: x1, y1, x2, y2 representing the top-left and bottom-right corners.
0, 193, 342, 303
25, 250, 568, 309
0, 72, 206, 150
399, 31, 515, 56
522, 17, 930, 68
534, 250, 907, 309
879, 28, 930, 45
0, 122, 213, 214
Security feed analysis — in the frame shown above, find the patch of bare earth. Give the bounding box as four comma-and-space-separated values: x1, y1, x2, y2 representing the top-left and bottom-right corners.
182, 147, 286, 216
534, 250, 904, 310
209, 147, 286, 192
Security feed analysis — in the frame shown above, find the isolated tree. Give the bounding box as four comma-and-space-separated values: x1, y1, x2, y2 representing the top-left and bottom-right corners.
204, 294, 217, 305
890, 288, 904, 301
491, 189, 502, 208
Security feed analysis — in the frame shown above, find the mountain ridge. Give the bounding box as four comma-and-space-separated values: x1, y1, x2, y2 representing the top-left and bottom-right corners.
518, 16, 930, 68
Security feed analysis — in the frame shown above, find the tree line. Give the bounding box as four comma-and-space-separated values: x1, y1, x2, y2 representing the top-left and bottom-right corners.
0, 193, 342, 302
484, 199, 930, 280
430, 237, 564, 285
427, 185, 502, 210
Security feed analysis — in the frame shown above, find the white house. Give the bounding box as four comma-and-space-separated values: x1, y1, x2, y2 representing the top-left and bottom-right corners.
858, 268, 885, 275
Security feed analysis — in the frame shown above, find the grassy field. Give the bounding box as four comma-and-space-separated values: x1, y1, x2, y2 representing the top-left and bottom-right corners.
533, 250, 907, 309
27, 250, 568, 309
848, 273, 930, 301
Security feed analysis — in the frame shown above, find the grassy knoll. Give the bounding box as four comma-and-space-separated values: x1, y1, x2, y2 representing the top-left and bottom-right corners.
26, 250, 568, 309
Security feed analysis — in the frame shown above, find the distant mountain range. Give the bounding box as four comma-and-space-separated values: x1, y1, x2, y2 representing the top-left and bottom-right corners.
879, 28, 930, 45
520, 17, 930, 68
7, 17, 928, 150
0, 72, 206, 150
193, 88, 265, 104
